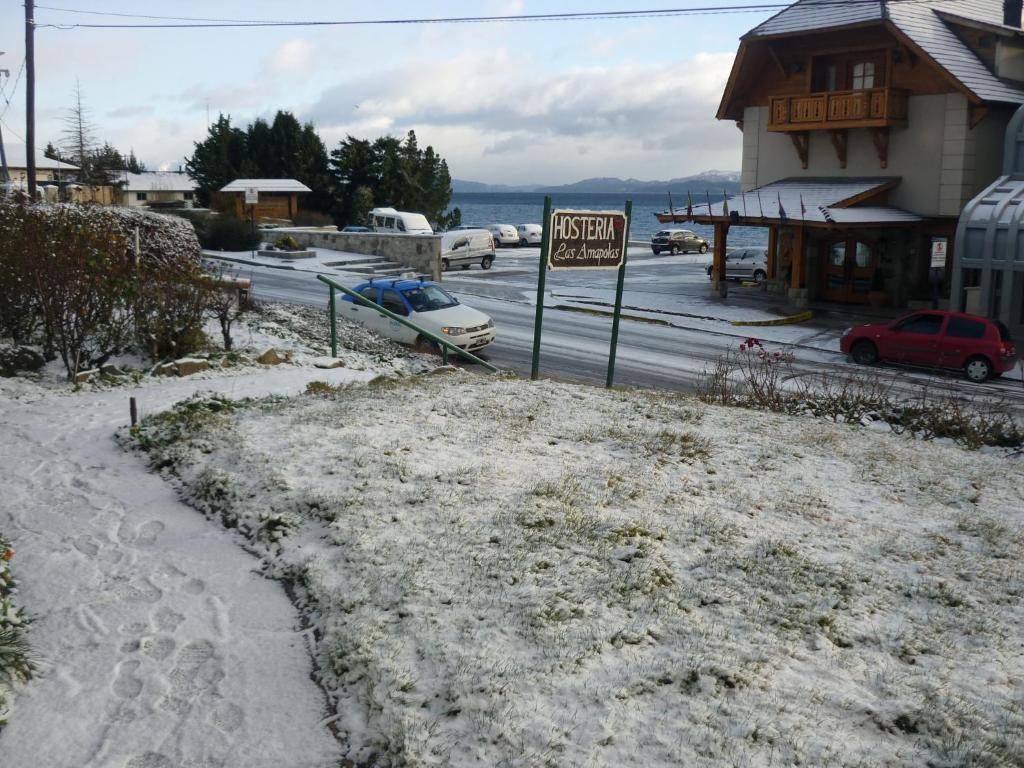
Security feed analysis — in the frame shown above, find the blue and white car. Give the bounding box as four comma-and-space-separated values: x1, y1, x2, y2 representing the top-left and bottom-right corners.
341, 278, 497, 352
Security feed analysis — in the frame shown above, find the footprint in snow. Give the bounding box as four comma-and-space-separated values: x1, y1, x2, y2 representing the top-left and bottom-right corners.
125, 753, 173, 768
208, 698, 244, 734
153, 607, 185, 632
113, 659, 143, 699
73, 534, 99, 558
159, 639, 224, 714
117, 519, 165, 546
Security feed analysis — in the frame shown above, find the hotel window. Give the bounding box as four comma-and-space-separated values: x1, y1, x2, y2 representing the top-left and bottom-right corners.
851, 61, 876, 90
136, 192, 147, 201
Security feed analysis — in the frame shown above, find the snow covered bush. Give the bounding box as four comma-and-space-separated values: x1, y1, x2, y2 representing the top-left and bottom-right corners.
699, 339, 1024, 450
0, 534, 33, 729
0, 196, 207, 377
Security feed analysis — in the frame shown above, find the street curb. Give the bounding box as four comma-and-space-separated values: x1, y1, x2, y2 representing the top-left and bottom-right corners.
730, 311, 814, 327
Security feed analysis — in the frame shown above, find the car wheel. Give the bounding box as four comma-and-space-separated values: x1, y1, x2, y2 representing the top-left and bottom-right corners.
415, 334, 441, 356
652, 248, 661, 255
753, 269, 767, 283
520, 238, 528, 246
964, 355, 992, 383
850, 339, 878, 366
441, 258, 450, 272
699, 243, 709, 254
670, 244, 680, 255
481, 256, 494, 270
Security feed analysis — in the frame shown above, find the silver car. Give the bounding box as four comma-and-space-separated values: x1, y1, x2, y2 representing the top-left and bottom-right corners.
705, 248, 769, 282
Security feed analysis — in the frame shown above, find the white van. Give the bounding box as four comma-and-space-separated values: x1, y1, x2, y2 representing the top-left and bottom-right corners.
368, 207, 433, 235
440, 229, 496, 271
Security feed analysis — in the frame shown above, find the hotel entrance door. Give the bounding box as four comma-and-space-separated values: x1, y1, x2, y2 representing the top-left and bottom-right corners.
821, 239, 877, 303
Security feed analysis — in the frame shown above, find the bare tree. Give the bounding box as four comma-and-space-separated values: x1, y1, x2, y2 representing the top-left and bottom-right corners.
61, 79, 98, 183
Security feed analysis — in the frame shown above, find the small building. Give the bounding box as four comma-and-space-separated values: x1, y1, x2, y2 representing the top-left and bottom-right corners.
665, 0, 1024, 312
1, 143, 78, 185
215, 179, 311, 223
117, 171, 197, 209
951, 104, 1024, 338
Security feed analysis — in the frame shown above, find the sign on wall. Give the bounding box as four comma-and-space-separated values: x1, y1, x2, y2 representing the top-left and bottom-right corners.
930, 237, 948, 269
244, 186, 259, 205
548, 209, 628, 270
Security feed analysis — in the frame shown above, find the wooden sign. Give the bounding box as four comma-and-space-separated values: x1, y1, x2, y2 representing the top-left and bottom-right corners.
548, 209, 628, 270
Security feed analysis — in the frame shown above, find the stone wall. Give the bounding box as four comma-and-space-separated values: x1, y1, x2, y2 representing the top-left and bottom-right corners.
277, 229, 442, 280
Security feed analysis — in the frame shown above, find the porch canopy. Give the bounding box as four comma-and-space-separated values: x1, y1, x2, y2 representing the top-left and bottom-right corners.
663, 177, 922, 295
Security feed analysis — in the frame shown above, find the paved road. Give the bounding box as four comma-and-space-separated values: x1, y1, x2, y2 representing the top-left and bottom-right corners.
208, 254, 1024, 406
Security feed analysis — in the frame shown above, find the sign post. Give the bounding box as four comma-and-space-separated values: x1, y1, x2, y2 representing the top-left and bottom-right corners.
530, 195, 553, 380
531, 202, 630, 385
930, 236, 947, 309
245, 186, 259, 260
606, 199, 632, 388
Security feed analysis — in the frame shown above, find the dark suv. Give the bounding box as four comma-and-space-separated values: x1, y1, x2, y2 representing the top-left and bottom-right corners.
651, 229, 709, 255
840, 310, 1018, 382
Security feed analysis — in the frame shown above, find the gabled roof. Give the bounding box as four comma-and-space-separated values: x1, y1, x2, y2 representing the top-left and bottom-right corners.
690, 178, 921, 225
744, 0, 1024, 105
220, 178, 311, 193
1, 143, 79, 171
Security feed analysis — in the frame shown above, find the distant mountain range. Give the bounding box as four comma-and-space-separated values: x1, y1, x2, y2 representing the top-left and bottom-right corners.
452, 171, 741, 195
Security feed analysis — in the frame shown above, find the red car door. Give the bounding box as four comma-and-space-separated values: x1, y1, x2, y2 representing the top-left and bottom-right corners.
936, 315, 989, 369
884, 312, 946, 366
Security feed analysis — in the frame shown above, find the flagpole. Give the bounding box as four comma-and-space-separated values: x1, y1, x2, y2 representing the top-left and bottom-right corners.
757, 190, 764, 219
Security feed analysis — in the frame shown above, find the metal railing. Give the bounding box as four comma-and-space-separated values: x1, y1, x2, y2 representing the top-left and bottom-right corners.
317, 274, 499, 372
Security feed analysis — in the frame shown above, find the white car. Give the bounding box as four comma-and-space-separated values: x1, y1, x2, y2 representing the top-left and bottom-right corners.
516, 224, 542, 246
341, 277, 496, 352
487, 224, 519, 247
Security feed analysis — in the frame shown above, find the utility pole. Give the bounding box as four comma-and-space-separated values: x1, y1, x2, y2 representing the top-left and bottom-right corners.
25, 0, 36, 198
0, 52, 9, 186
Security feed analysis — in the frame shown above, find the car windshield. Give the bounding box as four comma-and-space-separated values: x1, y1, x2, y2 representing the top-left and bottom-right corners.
402, 285, 458, 312
654, 231, 670, 238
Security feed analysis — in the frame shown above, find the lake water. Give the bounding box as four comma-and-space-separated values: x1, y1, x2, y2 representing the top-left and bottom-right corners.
448, 192, 768, 248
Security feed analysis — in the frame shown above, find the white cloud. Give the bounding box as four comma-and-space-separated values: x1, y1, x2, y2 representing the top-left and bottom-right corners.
262, 39, 317, 78
307, 49, 741, 183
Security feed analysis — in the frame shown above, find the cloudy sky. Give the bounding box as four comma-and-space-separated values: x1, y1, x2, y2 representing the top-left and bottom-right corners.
0, 1, 777, 184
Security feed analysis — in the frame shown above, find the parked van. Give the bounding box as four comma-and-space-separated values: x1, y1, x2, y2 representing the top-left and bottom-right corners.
368, 207, 433, 235
440, 229, 496, 271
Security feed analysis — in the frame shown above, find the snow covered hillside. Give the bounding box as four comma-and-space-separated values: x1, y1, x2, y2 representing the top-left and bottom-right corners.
128, 373, 1024, 767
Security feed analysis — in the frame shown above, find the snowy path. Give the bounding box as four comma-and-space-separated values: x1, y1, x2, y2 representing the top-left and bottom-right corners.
0, 367, 368, 768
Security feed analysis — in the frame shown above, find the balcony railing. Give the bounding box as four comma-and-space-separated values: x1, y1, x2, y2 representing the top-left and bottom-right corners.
768, 88, 908, 132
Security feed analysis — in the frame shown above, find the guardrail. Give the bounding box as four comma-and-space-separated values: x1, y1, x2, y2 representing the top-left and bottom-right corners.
316, 274, 499, 372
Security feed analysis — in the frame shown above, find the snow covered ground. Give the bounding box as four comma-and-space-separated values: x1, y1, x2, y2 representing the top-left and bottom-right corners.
126, 373, 1024, 767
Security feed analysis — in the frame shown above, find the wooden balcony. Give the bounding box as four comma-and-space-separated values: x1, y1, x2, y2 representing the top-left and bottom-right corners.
768, 88, 908, 132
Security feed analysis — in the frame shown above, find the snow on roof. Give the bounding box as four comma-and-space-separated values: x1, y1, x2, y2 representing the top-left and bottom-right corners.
748, 0, 1024, 105
118, 171, 197, 192
693, 177, 922, 224
1, 143, 79, 171
220, 178, 312, 193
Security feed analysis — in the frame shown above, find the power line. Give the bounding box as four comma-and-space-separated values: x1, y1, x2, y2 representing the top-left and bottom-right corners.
0, 58, 26, 120
31, 1, 933, 30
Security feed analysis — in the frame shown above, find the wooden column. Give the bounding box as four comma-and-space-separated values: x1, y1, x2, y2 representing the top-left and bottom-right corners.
711, 221, 729, 298
790, 226, 806, 289
766, 225, 778, 279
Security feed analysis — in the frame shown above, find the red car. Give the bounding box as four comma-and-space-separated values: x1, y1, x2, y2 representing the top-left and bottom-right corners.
840, 310, 1018, 382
